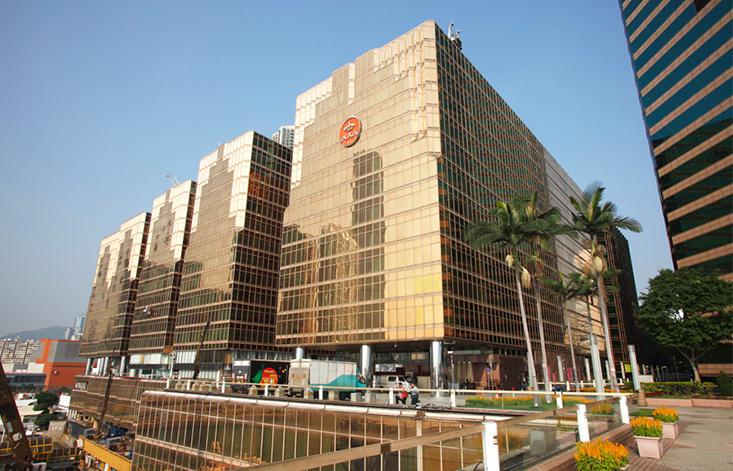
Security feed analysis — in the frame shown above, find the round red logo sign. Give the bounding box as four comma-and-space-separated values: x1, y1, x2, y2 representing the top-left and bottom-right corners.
339, 116, 361, 147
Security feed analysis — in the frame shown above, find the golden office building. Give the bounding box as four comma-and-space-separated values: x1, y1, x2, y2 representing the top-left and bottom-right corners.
276, 22, 628, 388
128, 181, 197, 377
80, 213, 151, 371
172, 131, 293, 377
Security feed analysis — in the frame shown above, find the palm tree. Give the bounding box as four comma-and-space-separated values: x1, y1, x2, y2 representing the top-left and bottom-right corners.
570, 182, 640, 393
467, 193, 567, 395
543, 272, 582, 392
571, 269, 621, 392
523, 193, 575, 396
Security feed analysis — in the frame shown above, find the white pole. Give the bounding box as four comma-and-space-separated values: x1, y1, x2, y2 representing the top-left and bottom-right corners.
619, 396, 630, 424
629, 345, 641, 391
482, 421, 500, 471
577, 404, 590, 442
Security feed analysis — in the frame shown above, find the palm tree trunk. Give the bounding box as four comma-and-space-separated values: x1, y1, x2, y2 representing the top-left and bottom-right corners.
595, 263, 620, 393
585, 298, 603, 394
532, 278, 552, 397
515, 268, 538, 394
563, 300, 580, 392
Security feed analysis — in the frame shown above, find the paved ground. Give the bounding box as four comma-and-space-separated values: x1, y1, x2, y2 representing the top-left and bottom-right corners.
527, 406, 733, 471
638, 406, 733, 471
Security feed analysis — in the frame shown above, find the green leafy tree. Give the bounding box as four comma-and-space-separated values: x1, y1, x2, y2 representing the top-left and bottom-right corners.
33, 390, 59, 411
467, 193, 567, 394
637, 268, 733, 382
570, 182, 642, 392
34, 412, 55, 430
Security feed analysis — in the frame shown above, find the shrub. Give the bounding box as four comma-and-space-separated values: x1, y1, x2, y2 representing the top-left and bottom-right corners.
640, 381, 715, 396
716, 371, 733, 397
575, 438, 629, 471
630, 417, 662, 437
464, 395, 535, 409
579, 387, 614, 393
652, 406, 678, 423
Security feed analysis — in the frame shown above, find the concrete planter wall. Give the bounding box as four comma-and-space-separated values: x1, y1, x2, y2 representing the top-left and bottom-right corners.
635, 435, 663, 459
661, 421, 678, 439
645, 397, 733, 408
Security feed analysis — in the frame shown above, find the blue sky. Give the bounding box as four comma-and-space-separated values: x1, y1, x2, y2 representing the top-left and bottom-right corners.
0, 1, 672, 334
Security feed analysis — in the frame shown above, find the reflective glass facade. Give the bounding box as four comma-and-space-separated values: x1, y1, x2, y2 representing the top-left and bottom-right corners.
70, 375, 165, 429
544, 152, 605, 356
277, 22, 596, 372
129, 181, 197, 374
174, 132, 292, 375
80, 213, 150, 358
600, 229, 643, 364
619, 0, 733, 280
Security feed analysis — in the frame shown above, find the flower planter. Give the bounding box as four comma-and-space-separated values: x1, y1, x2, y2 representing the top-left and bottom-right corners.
661, 421, 678, 439
635, 435, 663, 459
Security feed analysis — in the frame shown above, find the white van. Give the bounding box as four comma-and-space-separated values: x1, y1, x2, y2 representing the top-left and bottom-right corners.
374, 374, 410, 389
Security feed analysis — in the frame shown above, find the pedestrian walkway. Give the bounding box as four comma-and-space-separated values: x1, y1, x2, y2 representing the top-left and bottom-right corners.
643, 406, 733, 471
528, 406, 732, 471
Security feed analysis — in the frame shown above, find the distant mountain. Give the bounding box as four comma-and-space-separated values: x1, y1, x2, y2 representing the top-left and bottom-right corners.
0, 326, 68, 341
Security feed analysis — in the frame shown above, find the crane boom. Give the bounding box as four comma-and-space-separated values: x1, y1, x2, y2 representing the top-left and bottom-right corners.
0, 363, 32, 468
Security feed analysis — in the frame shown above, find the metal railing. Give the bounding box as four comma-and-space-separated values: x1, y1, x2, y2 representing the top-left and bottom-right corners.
209, 394, 632, 471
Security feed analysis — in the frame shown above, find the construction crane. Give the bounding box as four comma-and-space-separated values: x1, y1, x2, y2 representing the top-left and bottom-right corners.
94, 361, 115, 439
0, 363, 33, 469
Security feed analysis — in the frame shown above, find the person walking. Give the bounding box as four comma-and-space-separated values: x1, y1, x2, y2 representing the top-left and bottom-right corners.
410, 383, 420, 406
397, 383, 408, 405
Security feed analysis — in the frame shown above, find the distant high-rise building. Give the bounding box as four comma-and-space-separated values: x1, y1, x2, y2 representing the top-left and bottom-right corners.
128, 181, 197, 377
79, 213, 150, 371
173, 131, 292, 378
619, 0, 732, 280
65, 313, 86, 341
271, 125, 295, 149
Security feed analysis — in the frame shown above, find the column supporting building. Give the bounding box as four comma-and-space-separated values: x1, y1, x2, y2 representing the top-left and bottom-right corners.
430, 341, 444, 392
359, 344, 373, 387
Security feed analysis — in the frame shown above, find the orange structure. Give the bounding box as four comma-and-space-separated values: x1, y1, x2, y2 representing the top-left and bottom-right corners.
36, 339, 86, 390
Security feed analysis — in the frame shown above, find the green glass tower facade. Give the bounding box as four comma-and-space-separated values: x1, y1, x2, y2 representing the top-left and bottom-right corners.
619, 0, 732, 280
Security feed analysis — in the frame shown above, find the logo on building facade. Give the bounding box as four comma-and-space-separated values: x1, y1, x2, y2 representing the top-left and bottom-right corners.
339, 116, 361, 147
